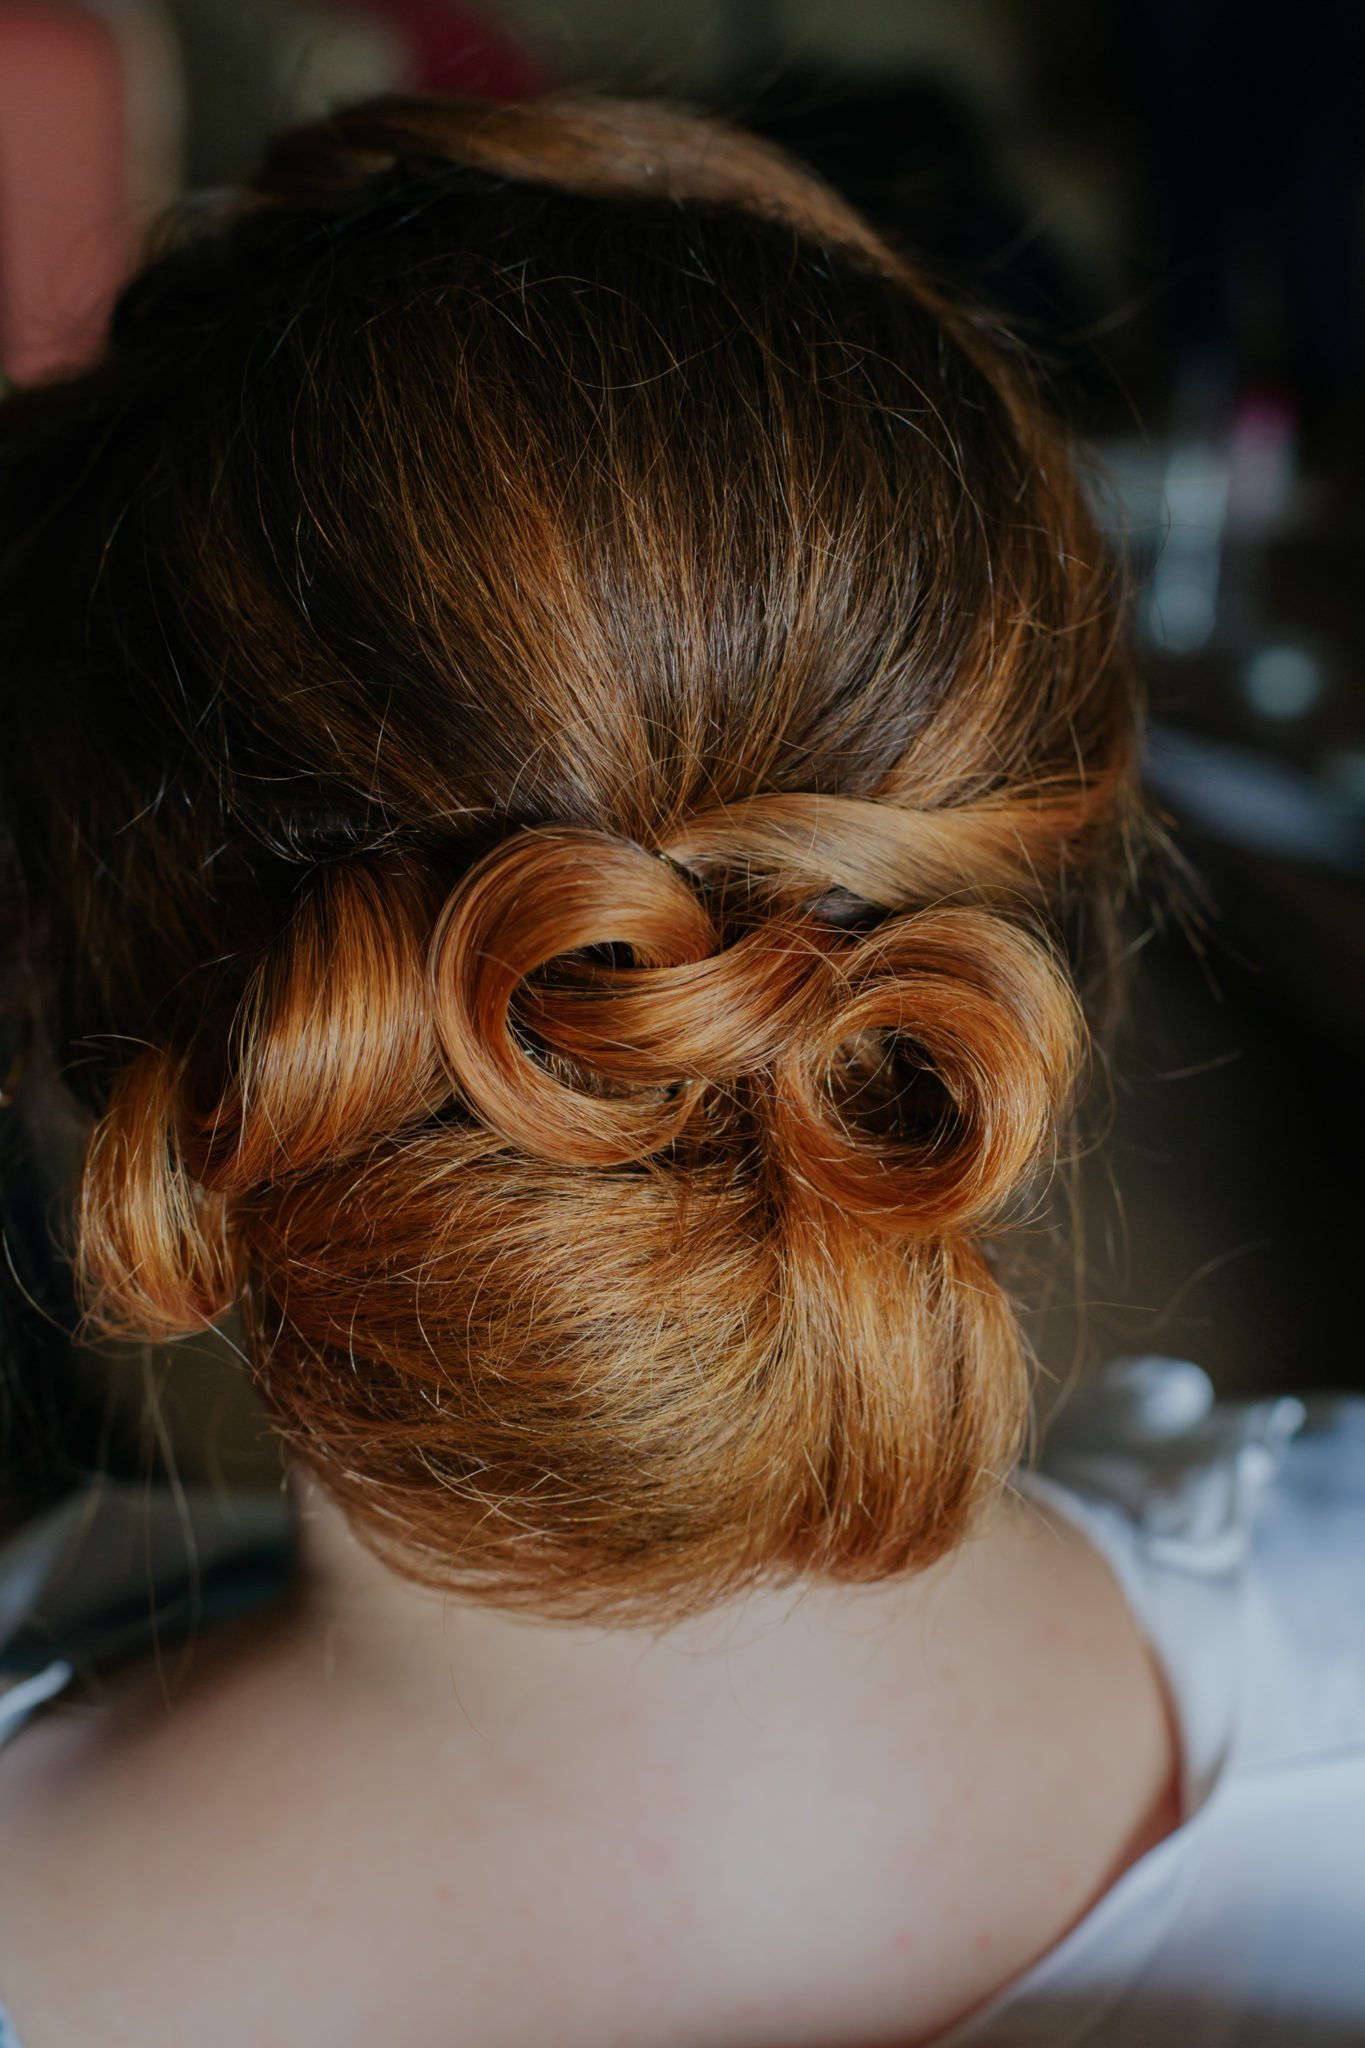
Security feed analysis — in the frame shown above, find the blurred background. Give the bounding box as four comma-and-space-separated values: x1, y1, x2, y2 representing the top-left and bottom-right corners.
1, 0, 1363, 1500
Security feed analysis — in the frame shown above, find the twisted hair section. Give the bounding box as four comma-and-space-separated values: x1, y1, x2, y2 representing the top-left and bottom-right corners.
2, 93, 1139, 1620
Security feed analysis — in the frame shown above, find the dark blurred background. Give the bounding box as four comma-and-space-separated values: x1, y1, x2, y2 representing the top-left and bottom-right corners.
1, 0, 1362, 1499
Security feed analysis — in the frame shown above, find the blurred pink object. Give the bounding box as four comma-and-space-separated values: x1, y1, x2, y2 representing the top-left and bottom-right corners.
0, 2, 133, 384
1226, 386, 1300, 539
351, 0, 549, 98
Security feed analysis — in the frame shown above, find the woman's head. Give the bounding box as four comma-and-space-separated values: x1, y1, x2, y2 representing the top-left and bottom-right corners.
0, 96, 1135, 1619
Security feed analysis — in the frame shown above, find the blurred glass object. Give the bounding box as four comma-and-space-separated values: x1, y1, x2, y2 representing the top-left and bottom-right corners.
1144, 434, 1230, 653
1146, 722, 1365, 875
1242, 641, 1325, 721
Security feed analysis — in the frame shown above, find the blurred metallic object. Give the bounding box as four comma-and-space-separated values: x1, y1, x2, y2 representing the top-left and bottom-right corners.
1146, 721, 1365, 877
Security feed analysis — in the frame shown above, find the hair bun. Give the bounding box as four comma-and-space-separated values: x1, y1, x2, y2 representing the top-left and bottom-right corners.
425, 820, 1081, 1243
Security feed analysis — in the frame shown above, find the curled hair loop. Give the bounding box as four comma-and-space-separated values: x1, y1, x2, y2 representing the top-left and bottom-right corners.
186, 859, 445, 1190
428, 828, 724, 1166
770, 910, 1083, 1236
78, 1048, 240, 1339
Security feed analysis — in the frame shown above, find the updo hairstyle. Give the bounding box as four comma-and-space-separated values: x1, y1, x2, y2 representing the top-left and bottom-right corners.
0, 97, 1136, 1620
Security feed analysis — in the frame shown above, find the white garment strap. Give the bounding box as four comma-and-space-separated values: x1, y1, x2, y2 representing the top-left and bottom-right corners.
0, 1657, 73, 1746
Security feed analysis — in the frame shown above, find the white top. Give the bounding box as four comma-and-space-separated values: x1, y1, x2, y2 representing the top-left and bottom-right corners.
1, 1359, 1363, 2046
940, 1360, 1365, 2045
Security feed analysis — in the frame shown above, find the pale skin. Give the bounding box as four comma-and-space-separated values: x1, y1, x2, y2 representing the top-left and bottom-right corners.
0, 1470, 1178, 2048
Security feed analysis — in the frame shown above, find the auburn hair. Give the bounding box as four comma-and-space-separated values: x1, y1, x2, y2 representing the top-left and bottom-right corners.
0, 96, 1136, 1621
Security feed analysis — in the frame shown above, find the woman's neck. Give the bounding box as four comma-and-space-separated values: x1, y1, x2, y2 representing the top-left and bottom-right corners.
290, 1464, 1177, 1875
288, 1466, 983, 1722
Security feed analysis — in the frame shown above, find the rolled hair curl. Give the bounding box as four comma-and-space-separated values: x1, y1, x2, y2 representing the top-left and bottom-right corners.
4, 92, 1137, 1619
